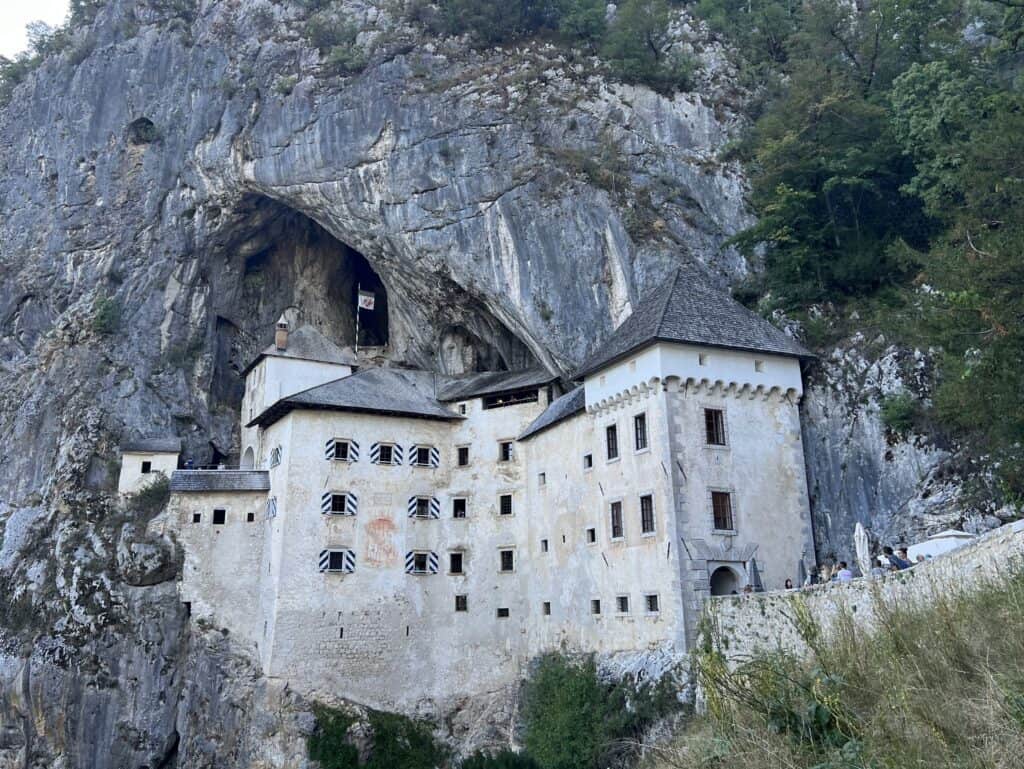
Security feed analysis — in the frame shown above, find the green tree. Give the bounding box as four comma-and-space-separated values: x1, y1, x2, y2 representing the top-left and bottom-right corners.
601, 0, 693, 92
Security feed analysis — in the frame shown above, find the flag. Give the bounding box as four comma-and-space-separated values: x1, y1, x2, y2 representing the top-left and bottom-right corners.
358, 290, 375, 310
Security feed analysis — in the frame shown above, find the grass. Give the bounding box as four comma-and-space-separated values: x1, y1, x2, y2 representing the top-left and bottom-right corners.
653, 566, 1024, 769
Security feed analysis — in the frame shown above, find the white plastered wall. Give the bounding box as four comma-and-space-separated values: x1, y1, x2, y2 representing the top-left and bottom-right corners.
117, 451, 179, 495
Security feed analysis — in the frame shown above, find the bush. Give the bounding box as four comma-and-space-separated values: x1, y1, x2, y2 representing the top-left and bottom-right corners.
126, 475, 171, 519
92, 296, 121, 334
306, 705, 447, 769
880, 391, 919, 434
461, 750, 539, 769
308, 706, 360, 769
304, 11, 367, 75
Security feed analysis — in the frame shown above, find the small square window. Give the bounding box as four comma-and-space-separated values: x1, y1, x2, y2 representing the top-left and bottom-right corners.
191, 512, 201, 524
591, 599, 601, 615
538, 472, 546, 486
500, 549, 515, 572
333, 440, 350, 461
327, 551, 348, 571
141, 460, 152, 474
415, 446, 431, 466
496, 607, 510, 618
413, 553, 429, 573
378, 444, 394, 464
415, 497, 431, 518
246, 512, 255, 522
645, 594, 660, 613
499, 494, 513, 516
586, 527, 596, 544
542, 601, 551, 616
457, 446, 470, 466
616, 595, 630, 613
213, 508, 226, 525
540, 538, 549, 553
449, 552, 464, 574
583, 453, 593, 470
755, 359, 765, 372
499, 441, 514, 462
330, 493, 348, 514
453, 498, 467, 519
455, 594, 468, 612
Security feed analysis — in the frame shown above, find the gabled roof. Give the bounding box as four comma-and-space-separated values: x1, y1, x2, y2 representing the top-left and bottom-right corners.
247, 368, 461, 428
121, 437, 182, 453
241, 326, 358, 376
572, 262, 812, 379
518, 386, 586, 441
170, 470, 270, 492
436, 367, 555, 402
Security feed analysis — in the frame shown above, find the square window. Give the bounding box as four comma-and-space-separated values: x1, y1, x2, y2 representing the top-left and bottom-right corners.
712, 491, 734, 531
499, 441, 514, 462
610, 501, 624, 539
415, 446, 431, 466
586, 527, 596, 544
327, 551, 348, 571
453, 498, 467, 519
640, 495, 655, 534
415, 497, 431, 518
538, 472, 546, 486
583, 453, 593, 470
541, 538, 549, 553
705, 409, 727, 446
645, 594, 660, 613
455, 594, 468, 612
616, 595, 630, 613
634, 413, 648, 451
449, 552, 464, 574
543, 601, 551, 616
591, 599, 601, 615
330, 493, 348, 514
246, 512, 255, 522
413, 552, 429, 573
500, 549, 515, 572
378, 444, 394, 464
141, 460, 152, 474
191, 512, 201, 524
212, 508, 226, 525
496, 607, 510, 618
333, 440, 350, 461
755, 359, 765, 372
499, 494, 513, 516
457, 446, 470, 466
606, 424, 619, 460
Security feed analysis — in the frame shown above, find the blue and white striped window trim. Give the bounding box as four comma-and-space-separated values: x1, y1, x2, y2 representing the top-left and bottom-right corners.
321, 491, 358, 516
408, 445, 440, 468
370, 443, 402, 465
404, 550, 439, 574
325, 439, 359, 462
408, 496, 440, 519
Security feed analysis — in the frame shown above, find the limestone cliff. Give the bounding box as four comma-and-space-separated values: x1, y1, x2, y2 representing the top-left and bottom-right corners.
0, 0, 981, 766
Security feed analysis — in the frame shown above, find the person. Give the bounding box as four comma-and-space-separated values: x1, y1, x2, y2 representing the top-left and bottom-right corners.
784, 578, 794, 590
882, 546, 911, 570
742, 584, 753, 596
915, 554, 926, 564
836, 561, 854, 582
898, 548, 914, 567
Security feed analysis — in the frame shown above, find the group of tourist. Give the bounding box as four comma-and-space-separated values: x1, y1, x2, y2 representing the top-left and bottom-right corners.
779, 545, 931, 590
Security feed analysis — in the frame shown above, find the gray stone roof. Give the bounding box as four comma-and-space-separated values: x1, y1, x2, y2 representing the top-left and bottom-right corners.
120, 437, 182, 453
241, 326, 358, 375
437, 367, 555, 402
248, 368, 461, 428
170, 470, 270, 493
518, 386, 585, 441
573, 262, 812, 379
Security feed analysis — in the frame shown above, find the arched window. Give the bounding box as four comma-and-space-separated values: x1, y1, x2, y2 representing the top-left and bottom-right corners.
241, 446, 255, 469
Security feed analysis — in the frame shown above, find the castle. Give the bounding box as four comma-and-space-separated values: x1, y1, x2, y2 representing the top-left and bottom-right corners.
120, 265, 815, 712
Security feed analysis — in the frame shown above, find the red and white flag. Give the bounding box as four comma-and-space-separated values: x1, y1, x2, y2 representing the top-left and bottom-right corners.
357, 290, 375, 310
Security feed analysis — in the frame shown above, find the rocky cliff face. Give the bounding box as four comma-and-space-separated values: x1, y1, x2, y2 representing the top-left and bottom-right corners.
0, 0, 977, 766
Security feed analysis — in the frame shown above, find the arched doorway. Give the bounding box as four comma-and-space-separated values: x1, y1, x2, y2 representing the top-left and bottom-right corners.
241, 446, 255, 469
710, 566, 741, 596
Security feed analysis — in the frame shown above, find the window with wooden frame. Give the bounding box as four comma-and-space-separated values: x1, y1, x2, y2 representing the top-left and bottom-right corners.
705, 409, 727, 446
610, 501, 624, 539
377, 444, 395, 465
712, 491, 735, 531
498, 441, 514, 462
634, 413, 648, 451
640, 495, 655, 534
606, 424, 619, 460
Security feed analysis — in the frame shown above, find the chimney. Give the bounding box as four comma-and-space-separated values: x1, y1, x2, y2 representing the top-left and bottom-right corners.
275, 314, 289, 350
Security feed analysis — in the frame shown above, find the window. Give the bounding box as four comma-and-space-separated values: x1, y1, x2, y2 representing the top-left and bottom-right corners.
452, 498, 467, 519
320, 549, 356, 573
414, 497, 431, 518
498, 441, 514, 462
449, 552, 464, 574
141, 460, 152, 474
543, 601, 551, 615
538, 472, 546, 486
591, 599, 601, 615
610, 501, 624, 539
324, 491, 356, 516
500, 549, 515, 572
458, 403, 467, 415
640, 495, 655, 534
413, 553, 429, 573
634, 413, 648, 451
330, 493, 349, 514
415, 446, 431, 466
499, 494, 513, 516
269, 446, 282, 467
246, 511, 255, 522
705, 409, 727, 446
483, 388, 538, 409
327, 551, 348, 571
616, 595, 630, 613
332, 440, 350, 461
496, 607, 510, 618
455, 594, 468, 612
606, 424, 619, 460
213, 508, 226, 525
645, 594, 660, 613
457, 446, 470, 466
698, 353, 708, 366
583, 453, 593, 470
540, 538, 549, 553
405, 550, 438, 574
586, 527, 597, 544
191, 512, 201, 524
755, 359, 765, 372
712, 491, 734, 531
376, 444, 396, 465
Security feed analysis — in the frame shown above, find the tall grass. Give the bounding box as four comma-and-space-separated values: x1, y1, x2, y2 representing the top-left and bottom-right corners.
655, 566, 1024, 769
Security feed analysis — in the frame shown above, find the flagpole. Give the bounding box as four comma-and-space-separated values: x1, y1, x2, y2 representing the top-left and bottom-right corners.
355, 281, 361, 354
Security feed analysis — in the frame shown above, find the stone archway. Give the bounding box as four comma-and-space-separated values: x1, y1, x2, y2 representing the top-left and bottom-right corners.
710, 565, 742, 596
241, 446, 255, 470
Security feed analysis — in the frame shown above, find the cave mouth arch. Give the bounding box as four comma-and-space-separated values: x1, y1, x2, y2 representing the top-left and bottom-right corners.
709, 566, 742, 596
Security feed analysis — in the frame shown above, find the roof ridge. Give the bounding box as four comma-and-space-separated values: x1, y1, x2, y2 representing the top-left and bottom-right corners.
653, 268, 684, 335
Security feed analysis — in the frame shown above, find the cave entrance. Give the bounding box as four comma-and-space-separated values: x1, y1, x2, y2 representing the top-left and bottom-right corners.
348, 250, 388, 348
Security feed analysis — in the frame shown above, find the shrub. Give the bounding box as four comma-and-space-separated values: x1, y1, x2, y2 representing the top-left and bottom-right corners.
306, 705, 446, 769
308, 705, 360, 769
92, 296, 121, 334
880, 391, 919, 434
126, 474, 171, 519
274, 75, 298, 95
461, 749, 540, 769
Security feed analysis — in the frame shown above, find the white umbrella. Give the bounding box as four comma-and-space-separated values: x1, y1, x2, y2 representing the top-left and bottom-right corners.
854, 522, 871, 577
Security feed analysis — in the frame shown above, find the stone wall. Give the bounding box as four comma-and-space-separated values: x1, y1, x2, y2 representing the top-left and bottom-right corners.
706, 519, 1024, 665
